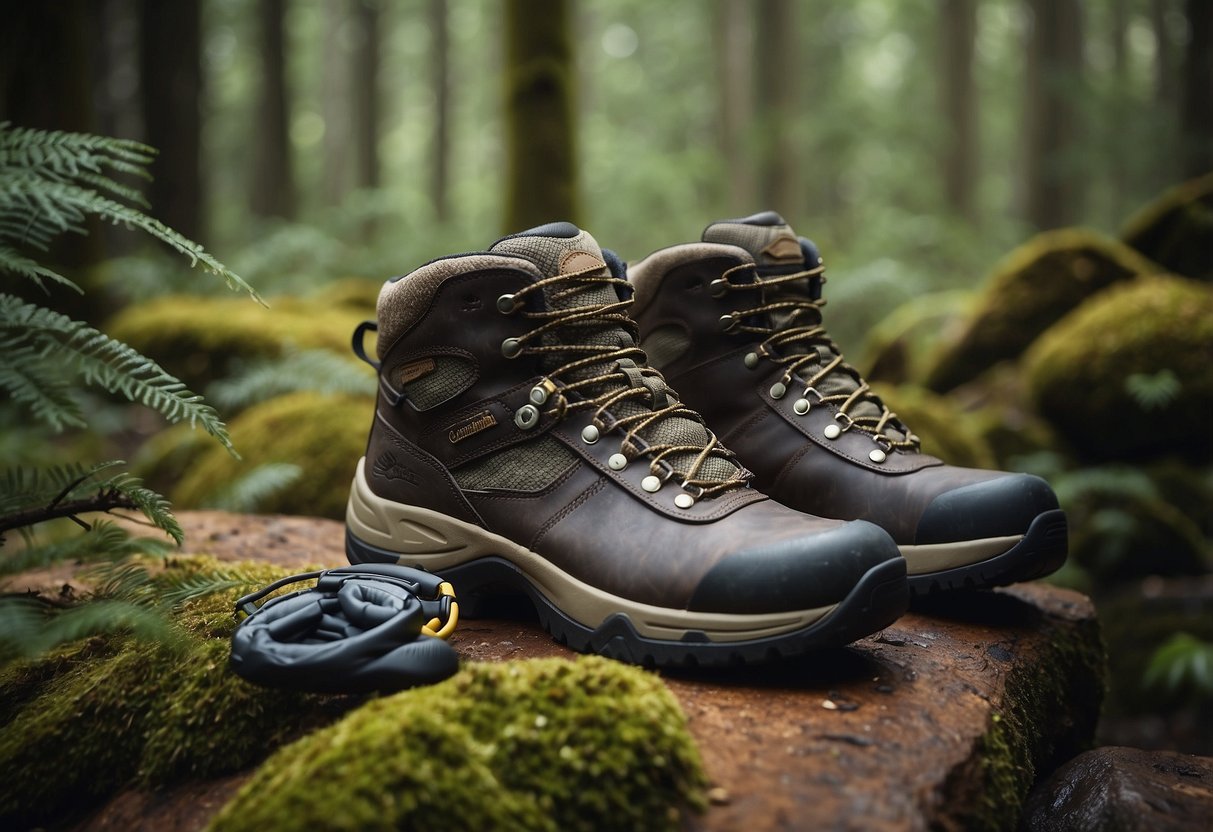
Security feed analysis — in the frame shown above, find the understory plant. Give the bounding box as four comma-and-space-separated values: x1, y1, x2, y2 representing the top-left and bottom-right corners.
0, 122, 260, 656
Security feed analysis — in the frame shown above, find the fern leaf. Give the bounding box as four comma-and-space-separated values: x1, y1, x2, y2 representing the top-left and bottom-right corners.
0, 521, 170, 576
92, 473, 183, 544
29, 599, 183, 655
207, 349, 375, 409
0, 294, 234, 452
0, 351, 86, 432
0, 245, 81, 292
204, 463, 302, 513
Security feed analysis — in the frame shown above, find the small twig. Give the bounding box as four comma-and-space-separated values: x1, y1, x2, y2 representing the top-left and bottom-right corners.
0, 488, 138, 538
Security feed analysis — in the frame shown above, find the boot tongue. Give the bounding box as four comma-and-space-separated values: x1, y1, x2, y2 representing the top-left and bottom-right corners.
492, 222, 742, 484
704, 214, 906, 443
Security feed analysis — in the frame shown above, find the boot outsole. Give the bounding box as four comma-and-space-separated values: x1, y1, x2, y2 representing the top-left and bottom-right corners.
347, 531, 908, 668
906, 509, 1068, 597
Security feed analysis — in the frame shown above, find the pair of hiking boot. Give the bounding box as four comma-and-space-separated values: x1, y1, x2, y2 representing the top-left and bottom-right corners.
345, 213, 1067, 667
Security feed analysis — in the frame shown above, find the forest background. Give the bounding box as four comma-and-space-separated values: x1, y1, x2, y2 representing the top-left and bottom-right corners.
1, 0, 1211, 765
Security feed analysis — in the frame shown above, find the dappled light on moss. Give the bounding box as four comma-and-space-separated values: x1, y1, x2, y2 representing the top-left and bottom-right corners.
208, 657, 707, 832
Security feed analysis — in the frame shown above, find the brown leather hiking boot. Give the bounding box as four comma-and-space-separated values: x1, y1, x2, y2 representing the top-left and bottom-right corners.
628, 212, 1068, 596
345, 222, 908, 666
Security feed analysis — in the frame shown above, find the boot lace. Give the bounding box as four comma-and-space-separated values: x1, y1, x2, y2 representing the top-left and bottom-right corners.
714, 262, 920, 452
503, 264, 750, 498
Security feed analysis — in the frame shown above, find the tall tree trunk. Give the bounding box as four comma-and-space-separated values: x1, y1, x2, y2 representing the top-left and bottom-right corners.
251, 0, 296, 220
1108, 0, 1129, 211
322, 0, 350, 205
1023, 0, 1084, 230
713, 0, 754, 210
1151, 0, 1176, 106
939, 0, 978, 220
1179, 0, 1213, 177
753, 0, 798, 216
138, 0, 204, 241
350, 0, 380, 191
430, 0, 451, 222
503, 0, 579, 232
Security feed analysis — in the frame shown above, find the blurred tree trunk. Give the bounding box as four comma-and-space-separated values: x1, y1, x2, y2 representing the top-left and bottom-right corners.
1023, 0, 1084, 230
1179, 0, 1213, 177
503, 0, 579, 232
430, 0, 451, 221
1108, 0, 1128, 210
939, 0, 978, 220
713, 0, 753, 210
1150, 0, 1176, 106
139, 0, 204, 241
322, 1, 350, 205
0, 0, 104, 273
351, 0, 380, 191
753, 0, 798, 216
251, 0, 296, 220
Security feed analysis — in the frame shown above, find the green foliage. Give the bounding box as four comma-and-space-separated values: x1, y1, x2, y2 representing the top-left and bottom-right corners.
207, 349, 375, 411
202, 462, 303, 513
171, 392, 372, 519
1144, 633, 1213, 701
209, 657, 707, 832
1124, 369, 1181, 411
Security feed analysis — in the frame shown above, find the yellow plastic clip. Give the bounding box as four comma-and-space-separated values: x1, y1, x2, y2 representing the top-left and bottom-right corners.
421, 581, 459, 640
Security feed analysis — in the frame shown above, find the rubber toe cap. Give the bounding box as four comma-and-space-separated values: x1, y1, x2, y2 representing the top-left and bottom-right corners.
688, 520, 901, 614
915, 474, 1059, 545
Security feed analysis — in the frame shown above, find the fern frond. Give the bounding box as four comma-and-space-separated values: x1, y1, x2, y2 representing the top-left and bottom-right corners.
0, 122, 155, 171
0, 294, 234, 451
0, 245, 81, 292
0, 521, 170, 577
0, 351, 86, 432
0, 461, 123, 515
204, 463, 303, 513
208, 349, 375, 409
29, 599, 182, 655
158, 569, 250, 608
92, 473, 183, 544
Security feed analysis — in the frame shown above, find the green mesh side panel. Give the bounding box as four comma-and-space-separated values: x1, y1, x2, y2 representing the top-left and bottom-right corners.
641, 325, 691, 371
403, 357, 476, 411
453, 436, 579, 492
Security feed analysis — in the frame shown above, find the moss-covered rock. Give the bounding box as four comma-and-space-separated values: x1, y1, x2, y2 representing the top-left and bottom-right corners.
1024, 275, 1213, 462
860, 290, 974, 385
108, 294, 372, 389
0, 558, 345, 829
209, 656, 707, 832
868, 383, 996, 469
924, 230, 1164, 392
172, 392, 373, 519
1122, 172, 1213, 282
1068, 490, 1210, 585
305, 277, 382, 311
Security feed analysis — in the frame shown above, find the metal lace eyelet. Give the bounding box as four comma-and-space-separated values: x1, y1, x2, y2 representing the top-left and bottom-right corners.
529, 386, 549, 405
744, 352, 760, 369
501, 338, 522, 358
718, 313, 739, 332
581, 424, 600, 444
674, 493, 694, 509
641, 475, 661, 493
769, 382, 787, 399
823, 423, 842, 440
793, 398, 810, 415
709, 279, 729, 298
869, 448, 887, 463
608, 453, 628, 471
514, 404, 539, 430
496, 294, 518, 314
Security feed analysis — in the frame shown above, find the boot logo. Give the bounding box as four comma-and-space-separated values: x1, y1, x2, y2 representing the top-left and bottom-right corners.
399, 357, 437, 385
448, 410, 498, 444
761, 234, 802, 262
372, 452, 418, 485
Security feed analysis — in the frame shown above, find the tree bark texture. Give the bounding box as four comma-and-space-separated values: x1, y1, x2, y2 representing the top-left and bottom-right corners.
939, 0, 978, 219
754, 0, 799, 217
138, 0, 204, 241
1023, 0, 1084, 230
251, 0, 296, 219
503, 0, 580, 233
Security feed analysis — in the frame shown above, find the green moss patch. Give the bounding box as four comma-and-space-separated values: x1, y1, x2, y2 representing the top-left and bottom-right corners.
209, 657, 707, 832
1122, 172, 1213, 282
0, 558, 346, 829
171, 392, 373, 519
1024, 275, 1213, 462
108, 294, 372, 389
924, 229, 1164, 392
